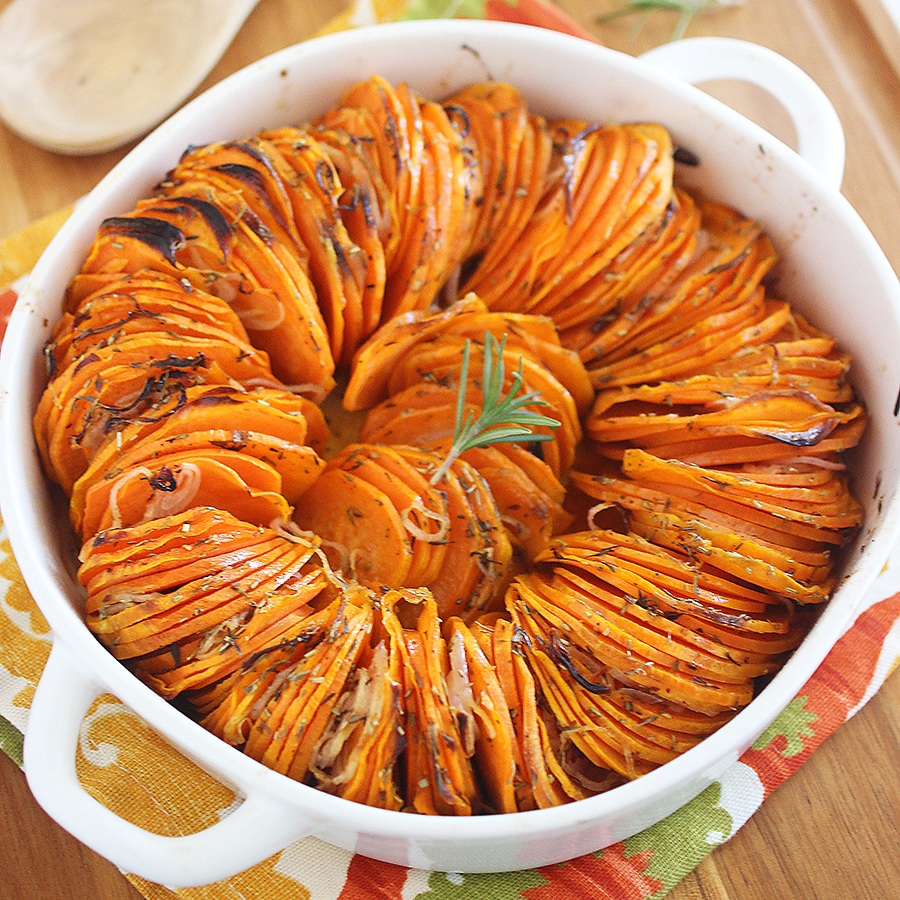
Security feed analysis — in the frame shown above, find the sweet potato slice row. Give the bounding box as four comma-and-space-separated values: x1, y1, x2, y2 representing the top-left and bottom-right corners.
443, 616, 519, 814
70, 428, 324, 535
308, 592, 408, 810
201, 594, 377, 786
35, 332, 277, 494
292, 466, 414, 588
78, 449, 296, 540
509, 576, 754, 714
395, 594, 480, 815
328, 443, 449, 587
80, 512, 330, 685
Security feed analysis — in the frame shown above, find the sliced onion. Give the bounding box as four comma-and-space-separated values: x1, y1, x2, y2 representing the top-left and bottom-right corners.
401, 495, 450, 544
143, 462, 202, 522
106, 465, 154, 529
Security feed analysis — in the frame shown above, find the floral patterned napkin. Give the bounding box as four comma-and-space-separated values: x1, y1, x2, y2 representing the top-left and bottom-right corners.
1, 3, 899, 898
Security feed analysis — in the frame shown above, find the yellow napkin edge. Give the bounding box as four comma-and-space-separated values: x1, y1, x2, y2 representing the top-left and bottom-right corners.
319, 0, 410, 32
0, 205, 74, 293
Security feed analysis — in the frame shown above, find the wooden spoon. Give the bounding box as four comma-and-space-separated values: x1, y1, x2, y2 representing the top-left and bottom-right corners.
0, 0, 260, 154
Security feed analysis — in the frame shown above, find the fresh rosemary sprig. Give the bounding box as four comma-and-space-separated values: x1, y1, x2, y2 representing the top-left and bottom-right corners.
430, 333, 560, 485
597, 0, 742, 42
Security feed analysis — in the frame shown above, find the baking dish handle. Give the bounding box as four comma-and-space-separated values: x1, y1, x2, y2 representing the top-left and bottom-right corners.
23, 641, 314, 888
639, 36, 845, 189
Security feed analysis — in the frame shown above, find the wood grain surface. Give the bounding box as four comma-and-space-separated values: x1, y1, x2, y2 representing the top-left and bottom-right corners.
1, 1, 898, 898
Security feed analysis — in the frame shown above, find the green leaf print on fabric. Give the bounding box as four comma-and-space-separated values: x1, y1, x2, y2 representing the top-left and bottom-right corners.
400, 0, 490, 20
418, 867, 548, 898
624, 781, 734, 899
0, 714, 23, 766
751, 696, 817, 758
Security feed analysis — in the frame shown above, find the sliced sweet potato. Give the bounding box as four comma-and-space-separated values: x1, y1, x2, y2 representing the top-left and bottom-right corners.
509, 576, 754, 714
307, 621, 405, 810
70, 428, 323, 533
360, 377, 565, 479
458, 445, 572, 558
79, 449, 294, 540
395, 593, 479, 815
312, 125, 391, 341
213, 594, 376, 785
48, 269, 250, 374
292, 466, 414, 588
93, 197, 336, 394
526, 123, 674, 320
138, 563, 329, 699
256, 130, 373, 364
79, 508, 278, 600
585, 201, 773, 368
443, 616, 518, 814
91, 540, 303, 659
331, 444, 450, 586
35, 332, 276, 494
563, 188, 700, 357
442, 82, 533, 257
541, 531, 795, 632
423, 457, 512, 622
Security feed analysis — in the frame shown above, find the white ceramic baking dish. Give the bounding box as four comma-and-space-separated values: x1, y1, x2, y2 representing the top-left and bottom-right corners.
1, 20, 898, 889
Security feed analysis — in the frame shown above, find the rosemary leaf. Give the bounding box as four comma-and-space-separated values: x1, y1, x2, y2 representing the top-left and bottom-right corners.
430, 333, 559, 485
597, 0, 742, 42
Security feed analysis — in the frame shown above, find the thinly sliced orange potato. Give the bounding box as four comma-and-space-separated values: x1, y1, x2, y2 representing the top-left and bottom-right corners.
257, 130, 374, 364
625, 507, 834, 603
470, 121, 673, 317
588, 387, 860, 448
468, 108, 554, 294
509, 576, 754, 714
306, 590, 408, 809
138, 564, 329, 699
206, 593, 376, 785
621, 448, 863, 530
79, 449, 293, 540
293, 465, 414, 588
443, 82, 538, 258
563, 188, 700, 357
526, 123, 674, 321
70, 428, 323, 534
396, 593, 480, 815
316, 77, 478, 321
48, 269, 251, 373
379, 335, 581, 471
570, 466, 840, 560
154, 196, 335, 395
636, 415, 867, 468
473, 617, 566, 809
407, 457, 512, 623
541, 533, 797, 634
585, 202, 774, 369
35, 333, 277, 494
344, 292, 592, 413
458, 445, 572, 558
444, 617, 518, 814
196, 599, 339, 742
92, 541, 305, 659
79, 508, 280, 600
328, 444, 445, 586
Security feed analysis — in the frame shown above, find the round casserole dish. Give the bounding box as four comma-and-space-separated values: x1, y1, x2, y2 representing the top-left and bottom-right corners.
1, 20, 899, 888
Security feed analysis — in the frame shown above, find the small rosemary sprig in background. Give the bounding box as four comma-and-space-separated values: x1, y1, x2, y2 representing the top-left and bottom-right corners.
430, 333, 559, 485
597, 0, 743, 42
